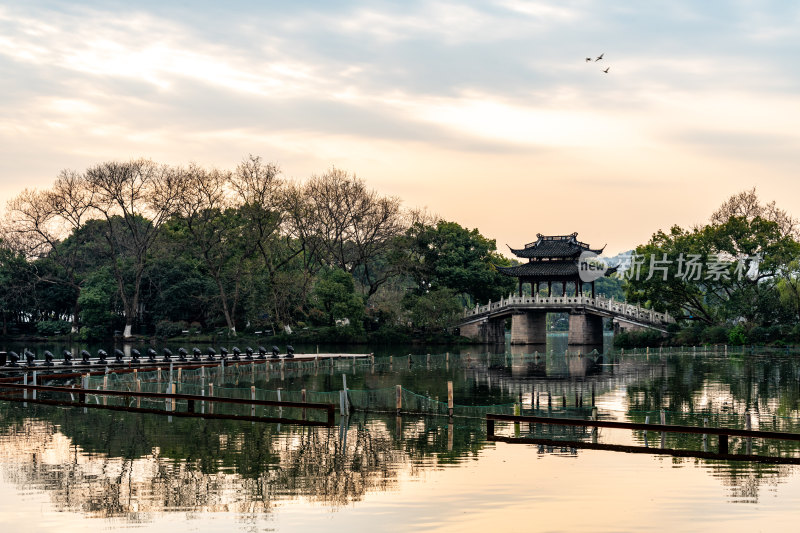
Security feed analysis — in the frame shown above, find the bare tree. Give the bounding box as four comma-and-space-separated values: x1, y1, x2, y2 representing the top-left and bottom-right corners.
171, 157, 289, 335
711, 188, 798, 238
4, 170, 94, 332
296, 168, 407, 297
231, 155, 300, 328
282, 179, 327, 298
172, 163, 246, 335
85, 159, 182, 338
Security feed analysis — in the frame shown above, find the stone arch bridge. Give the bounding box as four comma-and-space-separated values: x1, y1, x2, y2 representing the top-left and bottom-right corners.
456, 294, 675, 345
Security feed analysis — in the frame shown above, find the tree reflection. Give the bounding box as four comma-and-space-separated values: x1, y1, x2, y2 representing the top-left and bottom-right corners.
0, 404, 452, 520
624, 352, 800, 501
2, 350, 800, 520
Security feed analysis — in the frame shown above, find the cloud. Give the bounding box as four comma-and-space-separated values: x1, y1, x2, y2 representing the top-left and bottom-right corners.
0, 4, 326, 97
0, 0, 799, 256
495, 0, 581, 20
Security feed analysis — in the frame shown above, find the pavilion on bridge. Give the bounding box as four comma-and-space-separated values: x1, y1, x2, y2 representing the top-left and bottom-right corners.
497, 233, 612, 298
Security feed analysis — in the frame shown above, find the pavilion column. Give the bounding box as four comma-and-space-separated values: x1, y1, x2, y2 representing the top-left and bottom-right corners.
561, 282, 566, 297
577, 280, 582, 296
518, 279, 522, 297
591, 281, 595, 298
548, 281, 552, 297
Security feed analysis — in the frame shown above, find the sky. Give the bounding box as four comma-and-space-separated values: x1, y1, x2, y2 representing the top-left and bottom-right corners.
1, 0, 798, 255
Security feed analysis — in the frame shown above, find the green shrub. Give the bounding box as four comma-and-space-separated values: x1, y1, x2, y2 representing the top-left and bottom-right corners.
749, 326, 768, 343
155, 320, 187, 338
78, 325, 106, 342
368, 324, 411, 344
728, 324, 747, 345
701, 325, 729, 344
766, 325, 784, 343
614, 329, 664, 348
674, 323, 704, 346
790, 324, 800, 342
35, 320, 71, 336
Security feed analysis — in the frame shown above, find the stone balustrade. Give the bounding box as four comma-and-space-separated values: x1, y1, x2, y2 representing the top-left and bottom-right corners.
462, 294, 674, 326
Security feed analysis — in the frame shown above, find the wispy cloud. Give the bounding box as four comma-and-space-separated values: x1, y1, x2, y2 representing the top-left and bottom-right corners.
0, 0, 799, 253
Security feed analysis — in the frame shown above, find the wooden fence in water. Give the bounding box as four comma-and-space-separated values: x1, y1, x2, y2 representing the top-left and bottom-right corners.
487, 413, 800, 464
0, 381, 336, 426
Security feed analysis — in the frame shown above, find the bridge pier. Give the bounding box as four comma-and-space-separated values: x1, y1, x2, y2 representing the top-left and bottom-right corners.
459, 317, 506, 344
568, 312, 604, 345
510, 311, 547, 344
457, 296, 673, 345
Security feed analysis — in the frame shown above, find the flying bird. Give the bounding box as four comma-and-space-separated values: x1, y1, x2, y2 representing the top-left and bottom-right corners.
603, 67, 610, 73
585, 57, 592, 62
595, 53, 604, 61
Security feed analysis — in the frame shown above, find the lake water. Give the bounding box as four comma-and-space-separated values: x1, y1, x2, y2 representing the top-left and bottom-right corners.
2, 337, 800, 532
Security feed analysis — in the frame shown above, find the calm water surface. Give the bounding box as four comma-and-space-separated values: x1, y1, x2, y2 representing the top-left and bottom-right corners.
2, 337, 800, 532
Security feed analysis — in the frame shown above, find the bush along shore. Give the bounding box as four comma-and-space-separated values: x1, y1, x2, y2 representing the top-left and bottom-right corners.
614, 323, 800, 349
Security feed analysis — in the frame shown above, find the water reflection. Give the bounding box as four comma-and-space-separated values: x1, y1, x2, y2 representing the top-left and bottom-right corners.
2, 345, 800, 528
0, 407, 418, 520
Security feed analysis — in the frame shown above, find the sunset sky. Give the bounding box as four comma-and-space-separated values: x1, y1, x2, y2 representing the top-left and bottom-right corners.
1, 1, 798, 255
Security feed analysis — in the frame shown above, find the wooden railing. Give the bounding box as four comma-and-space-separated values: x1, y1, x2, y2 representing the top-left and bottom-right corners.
486, 413, 800, 461
0, 382, 336, 426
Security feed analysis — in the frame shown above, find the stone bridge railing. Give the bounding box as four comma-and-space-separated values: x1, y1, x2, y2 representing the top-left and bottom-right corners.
462, 294, 674, 327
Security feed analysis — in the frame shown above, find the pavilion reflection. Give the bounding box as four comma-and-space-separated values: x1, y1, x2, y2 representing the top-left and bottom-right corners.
2, 349, 800, 519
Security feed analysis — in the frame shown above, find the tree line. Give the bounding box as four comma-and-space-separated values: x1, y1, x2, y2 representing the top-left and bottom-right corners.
620, 189, 800, 347
0, 156, 515, 341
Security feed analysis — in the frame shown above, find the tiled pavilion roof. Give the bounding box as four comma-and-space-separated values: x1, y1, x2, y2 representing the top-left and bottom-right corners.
497, 261, 579, 278
508, 233, 604, 259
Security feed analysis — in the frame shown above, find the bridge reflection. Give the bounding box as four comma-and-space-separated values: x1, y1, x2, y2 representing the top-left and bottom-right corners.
2, 348, 800, 519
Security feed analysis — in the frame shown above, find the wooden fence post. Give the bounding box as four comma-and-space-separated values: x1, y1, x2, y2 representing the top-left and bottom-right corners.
102, 373, 108, 405
396, 384, 402, 415
746, 409, 752, 455
342, 374, 350, 414
447, 381, 454, 418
